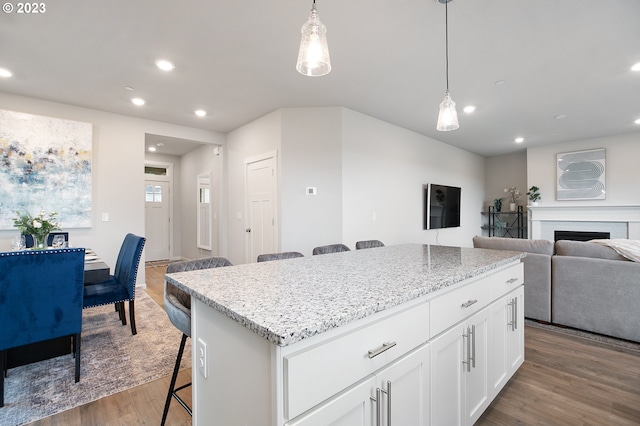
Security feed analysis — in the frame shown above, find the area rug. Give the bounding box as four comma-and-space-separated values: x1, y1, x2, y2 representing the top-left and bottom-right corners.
525, 319, 640, 352
0, 290, 191, 426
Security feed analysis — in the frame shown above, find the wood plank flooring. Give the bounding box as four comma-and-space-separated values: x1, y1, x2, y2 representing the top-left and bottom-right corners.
25, 265, 640, 425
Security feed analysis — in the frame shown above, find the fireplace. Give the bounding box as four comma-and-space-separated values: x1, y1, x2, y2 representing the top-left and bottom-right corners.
554, 230, 610, 242
528, 205, 640, 240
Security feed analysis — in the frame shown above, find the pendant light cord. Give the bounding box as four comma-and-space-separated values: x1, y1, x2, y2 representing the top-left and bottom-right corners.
445, 0, 450, 94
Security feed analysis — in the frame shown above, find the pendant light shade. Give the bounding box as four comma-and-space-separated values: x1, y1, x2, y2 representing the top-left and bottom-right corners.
436, 0, 459, 131
437, 93, 459, 131
296, 1, 331, 77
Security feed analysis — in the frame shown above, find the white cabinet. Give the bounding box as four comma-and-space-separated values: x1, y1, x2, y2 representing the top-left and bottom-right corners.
288, 344, 430, 426
430, 306, 491, 426
489, 286, 525, 397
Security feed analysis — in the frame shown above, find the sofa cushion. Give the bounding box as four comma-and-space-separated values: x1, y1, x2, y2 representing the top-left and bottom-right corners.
472, 236, 554, 255
554, 240, 628, 261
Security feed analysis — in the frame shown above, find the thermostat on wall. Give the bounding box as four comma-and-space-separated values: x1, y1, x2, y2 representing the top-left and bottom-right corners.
306, 187, 317, 196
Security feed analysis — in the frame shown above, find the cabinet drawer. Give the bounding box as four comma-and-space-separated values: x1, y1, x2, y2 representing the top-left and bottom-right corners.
430, 277, 491, 337
283, 301, 430, 420
490, 263, 524, 300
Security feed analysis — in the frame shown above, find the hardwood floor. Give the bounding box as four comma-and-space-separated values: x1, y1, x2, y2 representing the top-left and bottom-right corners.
26, 266, 640, 425
477, 326, 640, 425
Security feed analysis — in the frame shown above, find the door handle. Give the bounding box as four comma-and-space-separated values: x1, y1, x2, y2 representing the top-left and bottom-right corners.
245, 228, 251, 233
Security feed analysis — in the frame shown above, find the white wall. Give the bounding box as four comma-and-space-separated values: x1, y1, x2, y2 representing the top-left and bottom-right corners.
225, 110, 282, 264
180, 144, 224, 259
280, 108, 343, 256
484, 151, 528, 210
0, 92, 223, 284
527, 132, 640, 206
341, 108, 485, 248
226, 107, 486, 261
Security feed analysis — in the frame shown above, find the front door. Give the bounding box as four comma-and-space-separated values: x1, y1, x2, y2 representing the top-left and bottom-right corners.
145, 180, 170, 261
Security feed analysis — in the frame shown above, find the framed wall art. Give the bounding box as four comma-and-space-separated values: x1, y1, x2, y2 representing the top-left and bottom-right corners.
0, 110, 93, 230
556, 148, 605, 201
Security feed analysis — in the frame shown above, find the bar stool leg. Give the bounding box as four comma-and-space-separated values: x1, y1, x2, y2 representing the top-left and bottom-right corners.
161, 333, 191, 425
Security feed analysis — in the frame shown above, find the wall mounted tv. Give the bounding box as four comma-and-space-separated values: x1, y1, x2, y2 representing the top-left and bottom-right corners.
423, 183, 461, 230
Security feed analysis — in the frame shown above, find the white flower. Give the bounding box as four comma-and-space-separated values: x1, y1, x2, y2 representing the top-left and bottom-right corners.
32, 219, 42, 229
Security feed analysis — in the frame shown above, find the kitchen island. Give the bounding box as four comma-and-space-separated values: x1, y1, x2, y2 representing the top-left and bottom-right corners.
166, 244, 525, 425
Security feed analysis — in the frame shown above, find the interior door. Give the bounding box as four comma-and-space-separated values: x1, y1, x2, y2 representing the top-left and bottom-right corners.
245, 153, 276, 263
145, 180, 170, 261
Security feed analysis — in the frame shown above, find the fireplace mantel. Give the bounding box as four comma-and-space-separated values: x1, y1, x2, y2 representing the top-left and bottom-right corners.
528, 205, 640, 240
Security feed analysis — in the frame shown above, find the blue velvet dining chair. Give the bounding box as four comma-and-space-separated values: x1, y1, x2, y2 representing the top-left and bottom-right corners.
83, 233, 145, 335
0, 248, 85, 407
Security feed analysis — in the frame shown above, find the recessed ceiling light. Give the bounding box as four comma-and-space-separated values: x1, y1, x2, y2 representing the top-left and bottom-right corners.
631, 62, 640, 72
124, 86, 134, 91
0, 68, 13, 78
463, 106, 476, 113
635, 118, 640, 124
195, 109, 207, 117
494, 80, 505, 86
131, 97, 145, 106
148, 146, 157, 152
155, 59, 175, 71
554, 114, 567, 120
514, 137, 524, 143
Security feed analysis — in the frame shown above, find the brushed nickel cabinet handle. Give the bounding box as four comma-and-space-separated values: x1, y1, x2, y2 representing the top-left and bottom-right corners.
381, 381, 391, 426
508, 299, 516, 332
506, 277, 518, 284
470, 324, 476, 369
368, 341, 397, 359
462, 327, 471, 372
461, 299, 478, 308
370, 390, 381, 426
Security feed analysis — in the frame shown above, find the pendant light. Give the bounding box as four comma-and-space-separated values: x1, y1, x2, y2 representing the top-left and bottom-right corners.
436, 0, 459, 131
296, 0, 331, 77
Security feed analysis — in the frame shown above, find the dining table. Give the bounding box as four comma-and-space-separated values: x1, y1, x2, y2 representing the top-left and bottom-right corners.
6, 248, 111, 369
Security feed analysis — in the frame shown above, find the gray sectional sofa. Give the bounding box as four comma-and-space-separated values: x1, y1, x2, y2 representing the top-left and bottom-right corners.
473, 236, 640, 343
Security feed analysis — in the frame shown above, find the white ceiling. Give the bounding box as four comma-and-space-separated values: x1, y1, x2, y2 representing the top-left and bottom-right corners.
1, 0, 639, 157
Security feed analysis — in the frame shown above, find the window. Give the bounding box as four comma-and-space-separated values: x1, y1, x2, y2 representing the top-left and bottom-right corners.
145, 185, 162, 202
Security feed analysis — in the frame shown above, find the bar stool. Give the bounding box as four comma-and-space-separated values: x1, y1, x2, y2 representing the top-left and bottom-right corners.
161, 257, 233, 425
257, 251, 304, 262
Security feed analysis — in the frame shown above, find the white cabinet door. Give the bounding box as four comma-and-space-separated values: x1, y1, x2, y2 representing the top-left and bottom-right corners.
430, 324, 465, 426
489, 285, 525, 398
285, 377, 375, 426
464, 307, 491, 425
377, 344, 430, 426
431, 307, 491, 426
506, 287, 525, 374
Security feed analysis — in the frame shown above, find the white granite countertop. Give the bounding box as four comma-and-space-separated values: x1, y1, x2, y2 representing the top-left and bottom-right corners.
165, 244, 525, 347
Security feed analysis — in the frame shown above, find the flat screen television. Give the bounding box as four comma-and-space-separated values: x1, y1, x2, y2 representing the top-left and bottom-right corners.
423, 183, 461, 230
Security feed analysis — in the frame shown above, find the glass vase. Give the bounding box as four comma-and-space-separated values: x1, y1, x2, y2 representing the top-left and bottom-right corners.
32, 233, 48, 250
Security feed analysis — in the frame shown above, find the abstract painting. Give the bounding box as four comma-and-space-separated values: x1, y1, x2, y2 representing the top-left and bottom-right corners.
0, 110, 93, 230
556, 148, 605, 200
